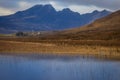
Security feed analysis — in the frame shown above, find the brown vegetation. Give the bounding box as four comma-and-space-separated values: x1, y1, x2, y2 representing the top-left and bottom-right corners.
0, 10, 120, 60
0, 38, 120, 60
39, 10, 120, 40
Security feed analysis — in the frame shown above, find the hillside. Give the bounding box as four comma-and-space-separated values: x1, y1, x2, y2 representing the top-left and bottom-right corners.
0, 10, 120, 58
0, 4, 110, 34
44, 10, 120, 40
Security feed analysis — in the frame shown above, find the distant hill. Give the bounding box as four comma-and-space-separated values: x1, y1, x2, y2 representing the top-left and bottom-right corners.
0, 4, 111, 33
44, 10, 120, 40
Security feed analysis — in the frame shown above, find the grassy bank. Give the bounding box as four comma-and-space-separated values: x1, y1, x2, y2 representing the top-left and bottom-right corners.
0, 37, 120, 60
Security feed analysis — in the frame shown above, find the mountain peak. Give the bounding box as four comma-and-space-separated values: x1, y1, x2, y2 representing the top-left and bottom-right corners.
26, 4, 56, 12
60, 8, 79, 15
92, 10, 110, 14
62, 8, 72, 12
102, 9, 109, 12
31, 4, 54, 8
14, 4, 57, 16
92, 10, 100, 13
43, 4, 56, 12
43, 4, 53, 8
0, 4, 111, 33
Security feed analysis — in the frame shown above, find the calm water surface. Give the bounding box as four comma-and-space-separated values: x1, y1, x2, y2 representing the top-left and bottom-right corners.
0, 54, 120, 80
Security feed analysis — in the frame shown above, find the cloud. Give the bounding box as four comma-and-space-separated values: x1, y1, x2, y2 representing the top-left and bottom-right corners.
18, 1, 33, 10
0, 0, 120, 10
0, 0, 18, 9
49, 1, 65, 11
52, 0, 120, 10
0, 7, 14, 16
68, 5, 105, 14
0, 0, 120, 15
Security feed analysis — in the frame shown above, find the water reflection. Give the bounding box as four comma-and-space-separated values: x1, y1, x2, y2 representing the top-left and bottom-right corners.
0, 54, 120, 80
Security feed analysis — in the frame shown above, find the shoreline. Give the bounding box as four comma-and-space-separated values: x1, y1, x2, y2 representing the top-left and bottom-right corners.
0, 52, 120, 61
0, 40, 120, 60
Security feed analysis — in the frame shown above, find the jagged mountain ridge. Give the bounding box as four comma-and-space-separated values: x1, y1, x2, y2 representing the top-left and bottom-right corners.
0, 4, 111, 33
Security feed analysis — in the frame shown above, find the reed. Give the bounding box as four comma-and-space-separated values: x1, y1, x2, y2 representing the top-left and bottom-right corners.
0, 38, 120, 60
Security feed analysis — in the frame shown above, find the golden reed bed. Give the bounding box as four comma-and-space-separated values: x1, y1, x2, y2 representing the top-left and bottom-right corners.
0, 40, 120, 60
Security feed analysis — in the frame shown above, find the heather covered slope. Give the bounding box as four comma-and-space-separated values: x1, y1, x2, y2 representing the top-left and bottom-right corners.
46, 10, 120, 40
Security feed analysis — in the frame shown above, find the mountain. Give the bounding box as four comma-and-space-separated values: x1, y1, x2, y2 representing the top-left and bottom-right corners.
47, 10, 120, 40
0, 4, 111, 33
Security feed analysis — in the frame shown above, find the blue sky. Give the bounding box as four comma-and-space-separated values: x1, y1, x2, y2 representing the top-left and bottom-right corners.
0, 0, 120, 16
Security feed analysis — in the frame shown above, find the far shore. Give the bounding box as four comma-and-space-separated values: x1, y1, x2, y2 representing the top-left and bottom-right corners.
0, 39, 120, 60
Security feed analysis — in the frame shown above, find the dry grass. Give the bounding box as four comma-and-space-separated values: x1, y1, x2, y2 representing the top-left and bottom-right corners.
0, 10, 120, 61
0, 39, 120, 60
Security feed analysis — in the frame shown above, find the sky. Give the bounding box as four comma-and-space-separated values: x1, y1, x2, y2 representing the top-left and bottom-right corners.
0, 0, 120, 16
